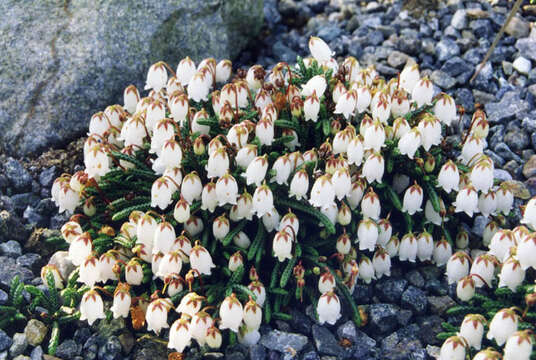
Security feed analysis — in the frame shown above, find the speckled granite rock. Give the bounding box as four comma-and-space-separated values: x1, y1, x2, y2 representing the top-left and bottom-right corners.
0, 0, 263, 156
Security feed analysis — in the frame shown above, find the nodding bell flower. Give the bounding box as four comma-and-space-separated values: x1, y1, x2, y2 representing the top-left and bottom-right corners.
402, 181, 423, 215
248, 281, 266, 307
190, 242, 215, 275
358, 218, 378, 252
262, 207, 280, 232
41, 264, 63, 289
212, 215, 230, 241
454, 184, 479, 217
332, 167, 351, 200
151, 176, 176, 210
391, 90, 410, 118
439, 336, 466, 360
176, 56, 196, 85
146, 298, 172, 335
336, 232, 352, 255
69, 232, 93, 266
504, 330, 533, 360
499, 257, 525, 291
79, 255, 100, 287
309, 36, 334, 63
236, 144, 258, 169
271, 154, 292, 185
371, 92, 391, 123
289, 169, 309, 200
176, 292, 204, 317
228, 251, 244, 272
458, 314, 485, 350
399, 232, 418, 262
191, 310, 215, 346
57, 182, 81, 214
457, 275, 475, 301
145, 62, 168, 92
125, 259, 143, 286
234, 191, 253, 221
470, 157, 494, 193
256, 89, 273, 111
61, 221, 83, 244
433, 238, 452, 266
358, 256, 375, 284
363, 121, 385, 152
206, 326, 223, 349
273, 230, 293, 262
417, 115, 442, 151
361, 188, 381, 220
243, 297, 262, 330
244, 155, 268, 187
398, 128, 421, 159
332, 81, 347, 103
157, 251, 183, 279
279, 210, 299, 237
88, 112, 109, 137
416, 231, 434, 262
473, 349, 502, 360
215, 59, 232, 83
252, 184, 274, 218
347, 179, 366, 210
168, 93, 189, 125
521, 197, 536, 229
206, 147, 230, 179
377, 218, 392, 247
446, 252, 471, 284
256, 117, 274, 146
332, 128, 353, 155
517, 234, 536, 270
308, 173, 337, 209
400, 63, 420, 93
227, 123, 249, 149
478, 191, 496, 218
80, 288, 106, 325
318, 271, 335, 294
437, 160, 459, 193
373, 247, 391, 278
470, 254, 497, 287
136, 212, 157, 247
362, 152, 384, 184
302, 75, 327, 97
354, 86, 371, 113
334, 90, 357, 120
219, 293, 244, 332
191, 108, 210, 135
487, 308, 519, 346
434, 93, 457, 126
119, 115, 146, 147
496, 183, 514, 215
215, 173, 238, 206
201, 182, 218, 213
304, 91, 320, 122
174, 197, 190, 223
392, 117, 410, 140
145, 100, 166, 131
337, 202, 352, 225
181, 171, 203, 204
110, 283, 131, 319
488, 229, 515, 262
188, 71, 211, 102
425, 198, 446, 226
317, 291, 341, 325
412, 77, 433, 107
123, 85, 140, 114
246, 65, 263, 91
386, 235, 400, 258
168, 315, 192, 353
153, 221, 176, 255
461, 134, 484, 165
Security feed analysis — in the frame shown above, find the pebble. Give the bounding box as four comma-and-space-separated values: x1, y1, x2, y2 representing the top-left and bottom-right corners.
427, 296, 456, 315
450, 9, 467, 29
55, 339, 81, 359
513, 56, 532, 75
24, 319, 48, 346
485, 92, 530, 123
97, 336, 122, 360
401, 286, 428, 315
260, 330, 308, 354
312, 325, 347, 358
505, 16, 530, 38
4, 159, 33, 193
375, 278, 408, 303
368, 304, 400, 335
30, 346, 43, 360
436, 38, 460, 62
0, 240, 22, 257
9, 333, 28, 358
0, 256, 34, 286
48, 251, 75, 280
516, 38, 536, 62
0, 331, 12, 352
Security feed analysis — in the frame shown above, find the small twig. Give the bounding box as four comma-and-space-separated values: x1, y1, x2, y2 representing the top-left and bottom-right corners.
470, 0, 524, 83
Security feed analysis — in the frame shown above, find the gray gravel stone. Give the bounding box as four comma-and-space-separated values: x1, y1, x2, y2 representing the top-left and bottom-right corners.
4, 159, 32, 192
260, 330, 308, 354
0, 256, 34, 286
368, 304, 399, 335
0, 331, 12, 352
0, 240, 22, 257
9, 333, 27, 358
485, 91, 530, 123
312, 325, 347, 358
436, 38, 460, 62
24, 319, 48, 346
401, 286, 428, 315
375, 278, 408, 303
55, 339, 81, 359
30, 346, 43, 360
427, 296, 456, 315
0, 0, 263, 156
430, 70, 456, 89
0, 290, 7, 305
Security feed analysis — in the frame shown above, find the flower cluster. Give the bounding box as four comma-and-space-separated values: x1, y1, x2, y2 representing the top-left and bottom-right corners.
43, 36, 515, 355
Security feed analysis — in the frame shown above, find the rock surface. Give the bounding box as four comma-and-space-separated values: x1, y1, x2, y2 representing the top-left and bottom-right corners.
0, 0, 263, 156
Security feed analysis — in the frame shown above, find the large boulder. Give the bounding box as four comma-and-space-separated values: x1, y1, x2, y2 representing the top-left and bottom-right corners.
0, 0, 263, 156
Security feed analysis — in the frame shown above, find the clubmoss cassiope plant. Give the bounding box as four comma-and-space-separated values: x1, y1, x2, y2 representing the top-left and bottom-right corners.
44, 36, 511, 355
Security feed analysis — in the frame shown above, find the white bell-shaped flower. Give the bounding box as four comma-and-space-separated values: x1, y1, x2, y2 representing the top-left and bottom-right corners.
190, 310, 214, 346
458, 314, 485, 350
153, 221, 176, 255
309, 36, 334, 63
521, 197, 536, 229
188, 72, 211, 102
362, 152, 384, 183
454, 185, 479, 217
391, 91, 410, 118
219, 293, 244, 332
262, 207, 280, 233
125, 259, 143, 286
478, 191, 496, 218
398, 128, 421, 159
433, 238, 452, 266
400, 63, 420, 93
78, 255, 100, 287
357, 218, 378, 252
61, 221, 83, 244
206, 147, 230, 179
363, 121, 385, 152
200, 182, 218, 213
412, 77, 433, 107
174, 197, 191, 223
434, 93, 457, 126
136, 213, 157, 247
110, 283, 131, 319
399, 232, 418, 262
252, 184, 274, 217
347, 179, 366, 210
236, 144, 258, 169
517, 234, 536, 270
169, 93, 189, 125
151, 176, 177, 210
470, 157, 494, 193
190, 242, 216, 275
470, 254, 497, 287
456, 276, 475, 301
402, 182, 423, 215
361, 188, 381, 220
487, 308, 518, 346
309, 175, 335, 210
504, 330, 533, 360
416, 231, 434, 262
168, 316, 192, 353
417, 115, 442, 151
377, 218, 392, 247
358, 256, 375, 284
146, 298, 172, 335
304, 92, 320, 122
176, 56, 196, 85
243, 297, 262, 330
80, 288, 106, 325
273, 230, 293, 262
244, 155, 268, 186
334, 90, 357, 120
181, 171, 203, 204
317, 291, 341, 325
438, 336, 466, 360
373, 248, 391, 279
256, 117, 274, 146
145, 62, 168, 92
68, 233, 93, 266
496, 184, 514, 215
271, 154, 292, 185
437, 160, 459, 193
123, 85, 140, 114
460, 134, 484, 165
498, 257, 525, 291
288, 169, 309, 201
176, 292, 203, 317
227, 123, 249, 149
302, 75, 327, 97
216, 173, 238, 206
392, 117, 410, 139
215, 59, 232, 83
332, 167, 351, 200
446, 252, 471, 284
488, 229, 515, 263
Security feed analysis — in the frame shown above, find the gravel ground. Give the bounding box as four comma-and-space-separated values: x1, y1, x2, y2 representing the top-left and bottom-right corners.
1, 0, 536, 358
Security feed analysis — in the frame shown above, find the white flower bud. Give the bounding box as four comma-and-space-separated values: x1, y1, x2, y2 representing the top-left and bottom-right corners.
145, 62, 168, 92
262, 207, 280, 233
123, 85, 140, 114
456, 276, 475, 301
125, 259, 143, 286
361, 188, 381, 220
446, 252, 471, 284
386, 236, 400, 258
309, 36, 334, 63
358, 256, 375, 284
304, 92, 320, 122
216, 173, 238, 206
433, 238, 452, 266
402, 182, 423, 215
176, 57, 196, 85
336, 232, 351, 255
416, 231, 434, 262
273, 230, 293, 262
439, 336, 466, 360
243, 298, 262, 330
347, 179, 366, 210
220, 294, 244, 332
